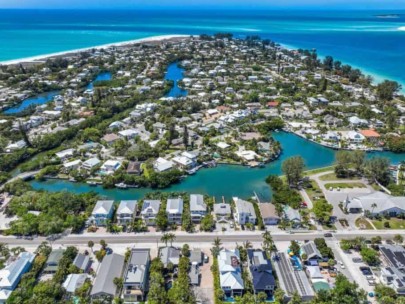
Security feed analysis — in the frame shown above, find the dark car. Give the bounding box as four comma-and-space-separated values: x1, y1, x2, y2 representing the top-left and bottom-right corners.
324, 233, 333, 237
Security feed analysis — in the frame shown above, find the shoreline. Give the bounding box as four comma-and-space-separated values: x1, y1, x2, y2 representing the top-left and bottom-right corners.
0, 34, 190, 66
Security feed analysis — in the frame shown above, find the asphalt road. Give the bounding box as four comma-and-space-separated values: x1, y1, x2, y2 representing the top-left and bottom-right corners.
1, 230, 404, 246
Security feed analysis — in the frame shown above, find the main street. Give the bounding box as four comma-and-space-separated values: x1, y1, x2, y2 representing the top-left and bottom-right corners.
1, 230, 404, 246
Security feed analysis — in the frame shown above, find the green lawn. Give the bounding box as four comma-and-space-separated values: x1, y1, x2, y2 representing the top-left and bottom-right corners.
355, 218, 374, 230
324, 182, 366, 189
303, 166, 335, 176
304, 180, 324, 201
319, 172, 362, 181
372, 218, 405, 229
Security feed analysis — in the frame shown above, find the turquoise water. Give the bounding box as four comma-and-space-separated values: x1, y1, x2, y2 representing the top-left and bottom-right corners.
3, 91, 59, 114
164, 62, 188, 97
30, 132, 405, 201
3, 72, 112, 114
1, 10, 405, 88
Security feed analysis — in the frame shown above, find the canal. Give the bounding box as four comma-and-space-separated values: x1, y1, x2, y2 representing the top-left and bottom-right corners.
26, 63, 405, 200
3, 72, 112, 114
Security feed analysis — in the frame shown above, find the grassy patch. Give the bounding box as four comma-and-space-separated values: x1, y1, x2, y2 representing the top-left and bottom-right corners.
322, 223, 337, 230
319, 172, 362, 181
355, 218, 374, 230
304, 180, 324, 201
324, 182, 366, 189
372, 218, 405, 230
303, 166, 335, 176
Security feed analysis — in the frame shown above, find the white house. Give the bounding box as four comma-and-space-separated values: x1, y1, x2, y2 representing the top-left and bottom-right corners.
190, 194, 207, 223
141, 200, 161, 226
89, 200, 114, 227
345, 192, 405, 216
116, 200, 137, 226
166, 197, 184, 225
100, 160, 122, 174
233, 198, 257, 225
154, 157, 174, 172
218, 249, 244, 298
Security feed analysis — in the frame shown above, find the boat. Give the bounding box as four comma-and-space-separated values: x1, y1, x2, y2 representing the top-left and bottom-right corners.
86, 181, 98, 186
115, 182, 128, 189
69, 178, 77, 182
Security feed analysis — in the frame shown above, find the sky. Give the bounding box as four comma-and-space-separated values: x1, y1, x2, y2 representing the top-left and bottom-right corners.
1, 0, 405, 10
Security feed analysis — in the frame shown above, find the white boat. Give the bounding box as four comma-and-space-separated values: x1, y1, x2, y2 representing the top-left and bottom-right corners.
115, 182, 128, 189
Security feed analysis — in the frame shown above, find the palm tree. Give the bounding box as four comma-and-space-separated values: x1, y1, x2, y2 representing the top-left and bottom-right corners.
167, 233, 176, 247
88, 240, 94, 252
213, 237, 222, 248
243, 240, 253, 250
161, 233, 176, 247
371, 203, 377, 217
262, 230, 275, 253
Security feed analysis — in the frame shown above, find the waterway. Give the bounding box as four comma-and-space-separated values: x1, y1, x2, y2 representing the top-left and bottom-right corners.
27, 64, 405, 200
164, 62, 188, 97
3, 72, 112, 114
29, 131, 405, 201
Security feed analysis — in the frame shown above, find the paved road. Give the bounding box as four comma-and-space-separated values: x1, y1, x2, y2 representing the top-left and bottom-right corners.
1, 230, 404, 246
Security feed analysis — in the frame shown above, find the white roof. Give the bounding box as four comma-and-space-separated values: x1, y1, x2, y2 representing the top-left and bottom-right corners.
63, 274, 87, 293
82, 157, 101, 167
220, 272, 244, 290
0, 252, 35, 289
234, 198, 256, 218
172, 156, 193, 166
166, 198, 184, 214
217, 142, 230, 149
118, 129, 138, 137
117, 200, 137, 215
63, 159, 82, 168
56, 148, 74, 158
92, 200, 114, 215
190, 194, 206, 212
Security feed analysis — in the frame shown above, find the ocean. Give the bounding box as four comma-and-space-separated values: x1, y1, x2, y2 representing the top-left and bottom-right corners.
1, 9, 405, 86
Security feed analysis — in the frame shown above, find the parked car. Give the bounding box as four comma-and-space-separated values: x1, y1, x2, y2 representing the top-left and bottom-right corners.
352, 257, 363, 263
324, 233, 333, 237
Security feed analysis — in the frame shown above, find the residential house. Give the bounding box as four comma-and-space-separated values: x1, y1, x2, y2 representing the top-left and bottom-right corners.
154, 157, 174, 172
166, 197, 184, 225
72, 253, 91, 273
0, 252, 35, 303
190, 194, 207, 223
247, 249, 276, 298
359, 129, 381, 144
89, 200, 114, 226
190, 249, 203, 266
160, 247, 180, 268
82, 157, 101, 171
141, 200, 161, 226
102, 133, 120, 145
258, 203, 280, 225
233, 198, 257, 225
301, 241, 322, 261
63, 274, 88, 295
213, 203, 232, 222
117, 200, 138, 226
91, 253, 125, 300
218, 249, 244, 298
345, 131, 365, 144
122, 249, 150, 303
44, 249, 64, 274
284, 206, 302, 227
126, 161, 142, 175
100, 160, 122, 174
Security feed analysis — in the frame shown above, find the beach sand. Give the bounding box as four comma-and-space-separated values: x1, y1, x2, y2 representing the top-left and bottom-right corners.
0, 34, 190, 66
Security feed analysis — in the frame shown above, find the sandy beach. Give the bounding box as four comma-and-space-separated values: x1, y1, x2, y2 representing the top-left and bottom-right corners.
0, 34, 190, 66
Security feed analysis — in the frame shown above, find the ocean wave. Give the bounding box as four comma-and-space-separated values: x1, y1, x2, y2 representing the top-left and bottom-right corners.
399, 26, 405, 31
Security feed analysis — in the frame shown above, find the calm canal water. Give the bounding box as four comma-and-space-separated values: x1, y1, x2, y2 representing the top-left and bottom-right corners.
30, 132, 405, 201
28, 64, 405, 200
3, 72, 112, 114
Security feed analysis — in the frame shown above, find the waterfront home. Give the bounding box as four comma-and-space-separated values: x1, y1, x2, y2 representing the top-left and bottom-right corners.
160, 247, 180, 268
379, 245, 405, 295
172, 155, 194, 170
233, 198, 257, 225
349, 116, 368, 127
141, 200, 161, 226
63, 159, 82, 172
0, 252, 35, 303
344, 131, 365, 144
91, 253, 125, 301
190, 194, 207, 223
153, 157, 174, 172
126, 161, 142, 175
213, 203, 232, 222
62, 273, 88, 295
301, 241, 322, 261
247, 249, 276, 298
44, 249, 64, 274
218, 249, 244, 298
345, 192, 405, 216
5, 140, 26, 152
72, 253, 91, 273
117, 200, 138, 226
81, 157, 101, 171
236, 150, 259, 162
122, 249, 150, 303
89, 200, 114, 226
166, 197, 184, 224
258, 203, 280, 225
100, 160, 122, 174
359, 129, 381, 144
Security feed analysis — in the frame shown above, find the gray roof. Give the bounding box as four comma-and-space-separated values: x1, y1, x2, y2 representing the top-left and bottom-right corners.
349, 192, 405, 214
166, 197, 184, 214
63, 274, 87, 293
190, 194, 206, 212
213, 203, 231, 215
123, 249, 150, 285
45, 249, 64, 272
190, 249, 203, 264
235, 199, 256, 219
92, 200, 114, 216
160, 247, 180, 267
73, 253, 91, 271
117, 200, 137, 215
91, 253, 125, 297
301, 241, 322, 259
141, 200, 161, 214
